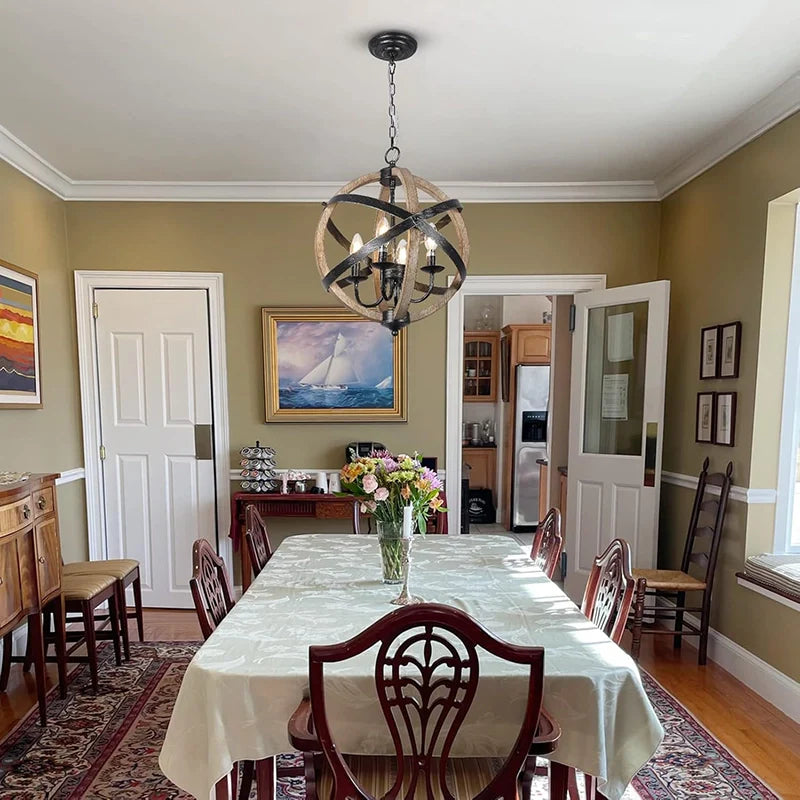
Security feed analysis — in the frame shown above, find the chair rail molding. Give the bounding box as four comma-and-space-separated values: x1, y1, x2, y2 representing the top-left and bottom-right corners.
55, 468, 86, 486
661, 470, 777, 505
445, 274, 607, 536
74, 271, 232, 572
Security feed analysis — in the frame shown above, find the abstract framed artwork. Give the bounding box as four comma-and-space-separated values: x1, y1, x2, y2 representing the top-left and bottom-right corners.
699, 325, 719, 379
0, 259, 41, 408
262, 307, 406, 422
719, 321, 741, 379
714, 392, 736, 447
696, 392, 715, 443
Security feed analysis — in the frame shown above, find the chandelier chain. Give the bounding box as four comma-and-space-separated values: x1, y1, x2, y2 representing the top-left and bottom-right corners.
385, 59, 400, 165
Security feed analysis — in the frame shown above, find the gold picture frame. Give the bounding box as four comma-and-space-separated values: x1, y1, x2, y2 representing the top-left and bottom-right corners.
262, 307, 407, 422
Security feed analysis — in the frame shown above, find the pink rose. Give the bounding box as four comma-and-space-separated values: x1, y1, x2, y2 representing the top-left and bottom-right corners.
374, 487, 389, 502
363, 474, 378, 493
360, 500, 377, 513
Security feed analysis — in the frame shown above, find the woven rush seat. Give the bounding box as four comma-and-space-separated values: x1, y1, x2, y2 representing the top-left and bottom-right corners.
64, 559, 139, 580
61, 573, 116, 600
632, 568, 706, 591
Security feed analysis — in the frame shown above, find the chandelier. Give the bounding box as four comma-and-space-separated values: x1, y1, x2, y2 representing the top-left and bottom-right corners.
315, 32, 469, 335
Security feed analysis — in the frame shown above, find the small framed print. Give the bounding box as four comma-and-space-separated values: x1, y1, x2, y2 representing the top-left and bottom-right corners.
719, 321, 741, 379
696, 392, 715, 443
700, 325, 720, 379
714, 392, 737, 447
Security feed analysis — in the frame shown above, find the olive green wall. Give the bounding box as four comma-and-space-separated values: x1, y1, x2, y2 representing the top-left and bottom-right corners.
64, 201, 661, 470
0, 160, 87, 561
657, 110, 800, 682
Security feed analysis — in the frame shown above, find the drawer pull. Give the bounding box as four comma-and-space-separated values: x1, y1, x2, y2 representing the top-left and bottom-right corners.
22, 504, 31, 520
37, 496, 47, 510
0, 577, 3, 586
38, 556, 46, 564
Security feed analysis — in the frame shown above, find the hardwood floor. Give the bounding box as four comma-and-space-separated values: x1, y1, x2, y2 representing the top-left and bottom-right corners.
0, 610, 798, 798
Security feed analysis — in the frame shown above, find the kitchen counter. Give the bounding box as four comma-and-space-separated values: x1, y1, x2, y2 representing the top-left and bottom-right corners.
462, 443, 497, 449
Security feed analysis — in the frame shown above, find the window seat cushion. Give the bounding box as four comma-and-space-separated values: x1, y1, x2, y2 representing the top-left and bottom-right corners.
743, 553, 800, 597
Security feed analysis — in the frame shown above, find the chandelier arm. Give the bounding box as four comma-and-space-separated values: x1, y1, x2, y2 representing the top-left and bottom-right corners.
353, 278, 385, 308
410, 271, 435, 304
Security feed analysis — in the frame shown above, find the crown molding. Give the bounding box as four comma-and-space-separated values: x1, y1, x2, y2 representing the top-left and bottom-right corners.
656, 72, 800, 198
3, 72, 800, 203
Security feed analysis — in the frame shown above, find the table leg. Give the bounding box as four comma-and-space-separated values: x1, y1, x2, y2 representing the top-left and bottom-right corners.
256, 756, 275, 800
52, 592, 68, 699
27, 612, 47, 726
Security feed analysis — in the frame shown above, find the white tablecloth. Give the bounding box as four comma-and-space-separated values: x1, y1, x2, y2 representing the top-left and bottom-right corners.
159, 534, 663, 800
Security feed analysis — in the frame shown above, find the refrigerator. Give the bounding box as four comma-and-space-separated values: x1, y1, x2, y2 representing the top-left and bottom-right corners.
512, 365, 550, 531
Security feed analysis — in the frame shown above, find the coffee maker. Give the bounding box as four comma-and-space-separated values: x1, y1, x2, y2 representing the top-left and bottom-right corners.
345, 441, 386, 462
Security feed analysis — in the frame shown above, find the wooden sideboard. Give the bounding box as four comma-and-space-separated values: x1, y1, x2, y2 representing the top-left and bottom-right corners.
0, 474, 67, 725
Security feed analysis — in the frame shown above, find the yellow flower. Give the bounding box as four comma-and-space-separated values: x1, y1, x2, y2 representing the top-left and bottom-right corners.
415, 479, 431, 491
401, 484, 411, 500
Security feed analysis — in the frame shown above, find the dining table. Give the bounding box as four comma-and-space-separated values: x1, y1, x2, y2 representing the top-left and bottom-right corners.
159, 534, 663, 800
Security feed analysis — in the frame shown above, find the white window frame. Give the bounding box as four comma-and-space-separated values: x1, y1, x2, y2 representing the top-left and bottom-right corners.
774, 203, 800, 554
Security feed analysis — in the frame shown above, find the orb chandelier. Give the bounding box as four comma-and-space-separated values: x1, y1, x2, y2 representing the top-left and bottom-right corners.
315, 32, 469, 335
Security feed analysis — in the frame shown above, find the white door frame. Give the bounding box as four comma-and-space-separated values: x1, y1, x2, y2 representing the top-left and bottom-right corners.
74, 271, 233, 571
446, 274, 606, 534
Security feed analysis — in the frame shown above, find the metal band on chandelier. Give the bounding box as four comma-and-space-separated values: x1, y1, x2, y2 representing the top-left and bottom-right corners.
314, 32, 469, 335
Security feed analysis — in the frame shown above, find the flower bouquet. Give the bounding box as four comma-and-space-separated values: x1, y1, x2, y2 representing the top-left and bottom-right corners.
340, 450, 445, 584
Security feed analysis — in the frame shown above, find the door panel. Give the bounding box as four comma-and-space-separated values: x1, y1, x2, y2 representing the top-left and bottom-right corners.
0, 536, 23, 629
96, 289, 216, 609
565, 281, 669, 601
34, 518, 61, 603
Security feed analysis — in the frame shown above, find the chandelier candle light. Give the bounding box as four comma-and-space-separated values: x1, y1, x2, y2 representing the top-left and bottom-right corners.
315, 32, 469, 335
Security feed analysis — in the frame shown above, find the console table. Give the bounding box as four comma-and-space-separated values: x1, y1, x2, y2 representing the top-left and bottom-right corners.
230, 491, 447, 591
0, 473, 67, 725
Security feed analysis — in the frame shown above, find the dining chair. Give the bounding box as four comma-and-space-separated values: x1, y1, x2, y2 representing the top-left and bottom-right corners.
530, 507, 563, 580
244, 504, 274, 582
301, 602, 562, 800
522, 538, 638, 800
62, 558, 143, 661
628, 459, 733, 666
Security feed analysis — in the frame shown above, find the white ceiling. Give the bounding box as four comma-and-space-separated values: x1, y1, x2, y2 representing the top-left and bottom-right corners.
1, 1, 800, 199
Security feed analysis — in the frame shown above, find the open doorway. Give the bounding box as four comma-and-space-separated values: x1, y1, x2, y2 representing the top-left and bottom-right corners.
445, 275, 606, 539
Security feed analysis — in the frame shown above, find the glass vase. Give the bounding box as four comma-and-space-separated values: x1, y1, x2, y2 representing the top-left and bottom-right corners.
376, 520, 405, 584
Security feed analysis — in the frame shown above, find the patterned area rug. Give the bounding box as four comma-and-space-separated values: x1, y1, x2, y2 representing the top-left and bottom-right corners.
0, 642, 778, 799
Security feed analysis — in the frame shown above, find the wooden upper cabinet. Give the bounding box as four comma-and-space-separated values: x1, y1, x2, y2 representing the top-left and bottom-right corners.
463, 331, 500, 403
513, 324, 551, 364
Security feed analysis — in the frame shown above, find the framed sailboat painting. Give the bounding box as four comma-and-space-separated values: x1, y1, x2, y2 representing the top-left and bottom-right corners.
262, 307, 407, 422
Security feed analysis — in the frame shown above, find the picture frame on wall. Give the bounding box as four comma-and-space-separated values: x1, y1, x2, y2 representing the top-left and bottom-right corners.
699, 325, 719, 379
714, 392, 737, 447
696, 392, 715, 443
262, 306, 406, 422
0, 259, 42, 408
719, 321, 742, 378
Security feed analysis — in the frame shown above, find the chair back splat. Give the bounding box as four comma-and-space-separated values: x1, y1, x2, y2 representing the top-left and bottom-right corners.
189, 539, 235, 640
309, 603, 546, 800
244, 504, 274, 580
530, 507, 563, 580
581, 538, 636, 645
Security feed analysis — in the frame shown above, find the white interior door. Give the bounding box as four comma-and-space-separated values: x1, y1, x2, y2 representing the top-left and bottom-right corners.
565, 281, 670, 601
95, 288, 217, 608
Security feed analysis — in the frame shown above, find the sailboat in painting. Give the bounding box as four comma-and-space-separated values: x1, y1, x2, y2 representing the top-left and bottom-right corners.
298, 333, 360, 390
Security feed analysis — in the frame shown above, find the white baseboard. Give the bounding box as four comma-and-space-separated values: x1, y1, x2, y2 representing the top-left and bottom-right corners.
654, 598, 800, 721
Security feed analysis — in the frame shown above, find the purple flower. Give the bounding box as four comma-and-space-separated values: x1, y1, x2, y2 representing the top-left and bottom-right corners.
370, 449, 394, 459
421, 468, 442, 490
382, 457, 399, 473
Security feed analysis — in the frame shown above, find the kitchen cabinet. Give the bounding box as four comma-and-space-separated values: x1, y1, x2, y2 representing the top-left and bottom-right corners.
514, 324, 551, 365
463, 332, 500, 402
462, 447, 497, 503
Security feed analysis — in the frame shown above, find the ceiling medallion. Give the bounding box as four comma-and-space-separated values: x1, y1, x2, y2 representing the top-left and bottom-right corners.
315, 32, 469, 335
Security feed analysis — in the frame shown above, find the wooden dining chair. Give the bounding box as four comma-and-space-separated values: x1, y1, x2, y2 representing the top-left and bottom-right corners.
522, 539, 638, 800
530, 507, 563, 579
628, 459, 733, 666
302, 602, 562, 800
244, 504, 274, 582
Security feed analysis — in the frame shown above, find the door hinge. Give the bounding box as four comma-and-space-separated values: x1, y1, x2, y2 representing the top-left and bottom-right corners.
568, 303, 576, 332
92, 301, 99, 319
99, 445, 106, 461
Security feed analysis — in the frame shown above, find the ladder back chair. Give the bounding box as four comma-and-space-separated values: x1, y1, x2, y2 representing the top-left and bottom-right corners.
306, 602, 562, 800
522, 538, 638, 800
629, 459, 733, 665
244, 504, 274, 582
530, 507, 563, 580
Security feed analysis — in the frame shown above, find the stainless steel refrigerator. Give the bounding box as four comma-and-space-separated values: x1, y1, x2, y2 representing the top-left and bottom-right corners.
512, 364, 550, 531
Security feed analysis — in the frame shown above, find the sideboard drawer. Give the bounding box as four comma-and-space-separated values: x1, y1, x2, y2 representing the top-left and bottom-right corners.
33, 487, 54, 519
0, 536, 23, 630
0, 496, 33, 535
